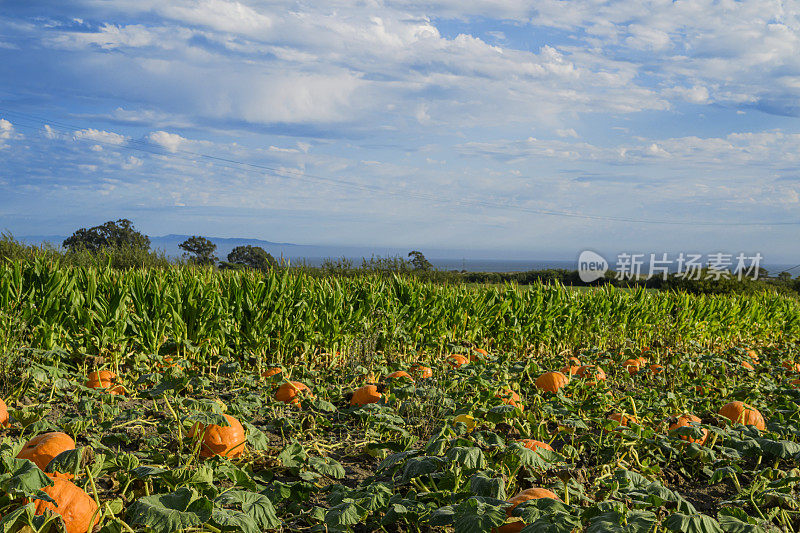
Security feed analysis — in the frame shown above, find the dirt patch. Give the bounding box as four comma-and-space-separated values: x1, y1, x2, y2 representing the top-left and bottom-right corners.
663, 467, 736, 515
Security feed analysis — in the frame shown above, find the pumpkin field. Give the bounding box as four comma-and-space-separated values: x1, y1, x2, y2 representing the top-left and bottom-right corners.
1, 259, 800, 533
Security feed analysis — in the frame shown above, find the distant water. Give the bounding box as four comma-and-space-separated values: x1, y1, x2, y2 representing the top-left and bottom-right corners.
296, 257, 799, 275
427, 259, 799, 275
429, 259, 574, 272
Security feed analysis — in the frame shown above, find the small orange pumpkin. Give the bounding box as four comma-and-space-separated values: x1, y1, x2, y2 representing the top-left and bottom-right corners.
649, 364, 664, 374
575, 365, 606, 382
496, 388, 523, 410
17, 432, 76, 471
781, 361, 800, 372
411, 365, 433, 379
32, 474, 99, 533
351, 385, 382, 406
517, 439, 553, 452
156, 355, 177, 369
740, 361, 755, 371
471, 348, 489, 361
622, 358, 641, 374
385, 370, 413, 381
534, 371, 569, 394
447, 354, 469, 368
668, 414, 708, 445
85, 370, 126, 395
718, 401, 765, 430
188, 413, 246, 458
559, 357, 582, 376
607, 412, 636, 426
261, 367, 282, 379
0, 398, 9, 427
492, 488, 560, 533
275, 381, 312, 405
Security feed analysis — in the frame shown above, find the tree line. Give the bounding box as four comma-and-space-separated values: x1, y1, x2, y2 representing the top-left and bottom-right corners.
55, 219, 433, 273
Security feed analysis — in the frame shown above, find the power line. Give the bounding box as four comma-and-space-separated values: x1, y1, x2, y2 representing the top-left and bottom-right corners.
3, 107, 800, 227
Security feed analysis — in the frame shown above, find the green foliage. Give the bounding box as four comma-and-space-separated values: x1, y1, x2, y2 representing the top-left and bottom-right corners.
408, 250, 432, 271
63, 218, 150, 252
179, 236, 218, 266
1, 259, 800, 361
224, 245, 277, 271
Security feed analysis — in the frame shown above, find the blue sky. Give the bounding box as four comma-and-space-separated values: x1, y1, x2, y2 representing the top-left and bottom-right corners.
1, 1, 800, 261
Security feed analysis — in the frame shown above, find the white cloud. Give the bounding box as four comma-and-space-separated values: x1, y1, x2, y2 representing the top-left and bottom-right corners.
147, 130, 187, 153
556, 128, 578, 138
159, 0, 272, 36
73, 128, 127, 145
42, 124, 59, 140
0, 118, 13, 140
458, 130, 800, 168
666, 85, 710, 105
0, 119, 23, 147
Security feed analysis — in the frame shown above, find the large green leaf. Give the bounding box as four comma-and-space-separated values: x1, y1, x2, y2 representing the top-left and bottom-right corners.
127, 487, 213, 533
308, 456, 346, 479
0, 457, 54, 500
402, 456, 446, 481
216, 490, 280, 530
446, 446, 486, 470
452, 497, 506, 533
469, 472, 505, 500
664, 513, 724, 533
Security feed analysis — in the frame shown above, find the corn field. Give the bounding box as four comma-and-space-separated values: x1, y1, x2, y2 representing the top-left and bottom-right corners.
1, 258, 798, 363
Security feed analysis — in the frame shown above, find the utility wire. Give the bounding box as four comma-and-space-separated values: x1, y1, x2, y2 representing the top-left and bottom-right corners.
3, 107, 800, 227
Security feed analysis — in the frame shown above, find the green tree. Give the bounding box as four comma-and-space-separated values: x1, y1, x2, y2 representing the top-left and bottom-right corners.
408, 250, 432, 271
179, 236, 218, 266
226, 245, 277, 270
63, 219, 150, 252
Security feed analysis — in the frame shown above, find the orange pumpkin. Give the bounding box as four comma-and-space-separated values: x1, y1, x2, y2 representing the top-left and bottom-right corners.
534, 371, 569, 394
559, 357, 582, 376
261, 367, 282, 379
575, 365, 606, 382
740, 361, 755, 371
471, 348, 489, 361
85, 370, 126, 395
718, 401, 766, 430
385, 371, 413, 381
496, 389, 523, 410
607, 412, 636, 426
275, 381, 312, 405
188, 414, 246, 458
492, 488, 560, 533
517, 439, 553, 452
447, 354, 469, 368
0, 398, 9, 427
32, 474, 98, 533
351, 385, 382, 406
781, 361, 800, 372
649, 364, 664, 374
156, 355, 177, 369
668, 414, 708, 445
622, 358, 641, 374
17, 432, 76, 471
411, 365, 433, 379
